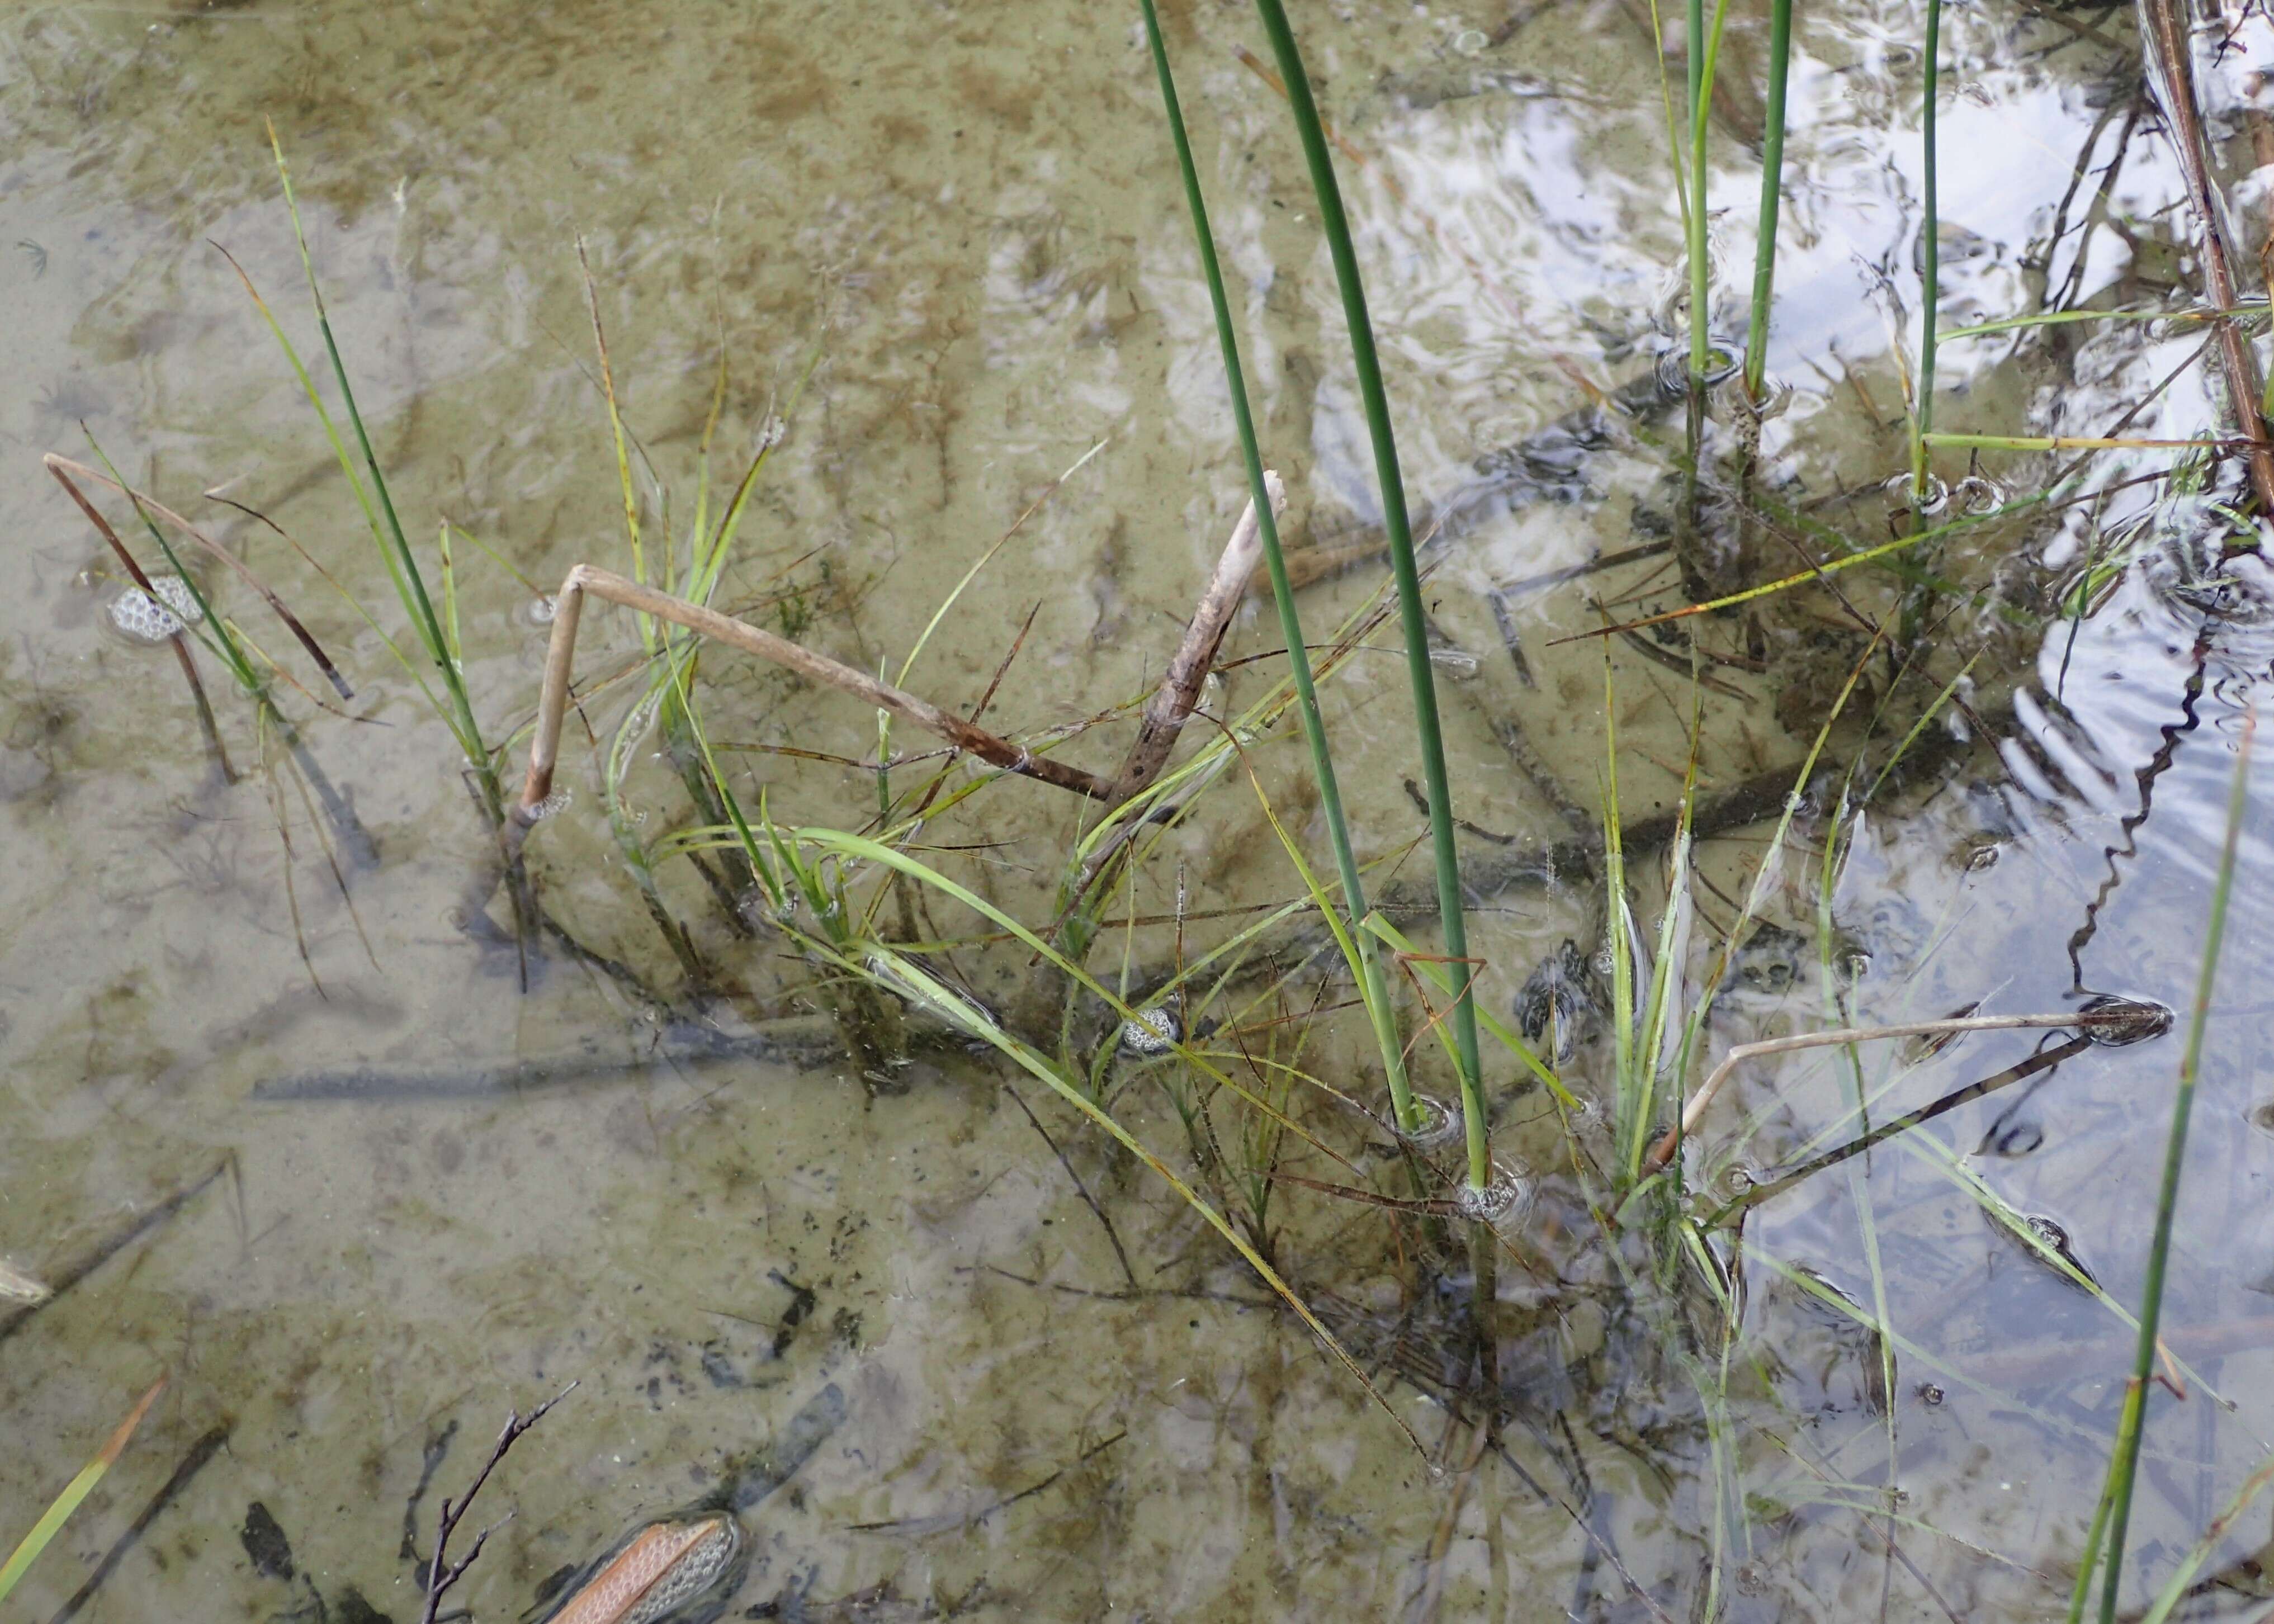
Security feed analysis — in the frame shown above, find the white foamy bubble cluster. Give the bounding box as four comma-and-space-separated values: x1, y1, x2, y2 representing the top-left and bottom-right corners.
1117, 1004, 1179, 1058
107, 576, 202, 643
1455, 1162, 1531, 1229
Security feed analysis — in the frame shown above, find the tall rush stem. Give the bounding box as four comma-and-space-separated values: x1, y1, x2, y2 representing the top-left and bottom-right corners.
1139, 0, 1419, 1131
1250, 0, 1488, 1187
1742, 0, 1794, 400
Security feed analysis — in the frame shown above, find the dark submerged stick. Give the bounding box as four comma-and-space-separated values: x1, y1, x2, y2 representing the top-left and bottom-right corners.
1713, 1035, 2095, 1218
45, 1426, 230, 1624
250, 1020, 861, 1100
0, 1160, 228, 1348
1002, 1081, 1140, 1290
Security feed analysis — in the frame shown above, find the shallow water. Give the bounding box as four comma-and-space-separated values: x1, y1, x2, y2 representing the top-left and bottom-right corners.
8, 2, 2274, 1620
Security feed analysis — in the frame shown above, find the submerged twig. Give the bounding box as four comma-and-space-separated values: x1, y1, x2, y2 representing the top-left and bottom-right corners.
848, 1428, 1127, 1536
1002, 1081, 1140, 1290
418, 1385, 574, 1624
0, 1161, 228, 1348
45, 1424, 229, 1624
1716, 1034, 2095, 1215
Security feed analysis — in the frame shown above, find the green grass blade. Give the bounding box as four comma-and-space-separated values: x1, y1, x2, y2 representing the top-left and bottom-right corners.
1245, 0, 1486, 1182
0, 1375, 166, 1604
2136, 1452, 2274, 1624
1687, 0, 1733, 381
576, 237, 649, 615
2093, 711, 2254, 1622
1141, 0, 1417, 1130
1912, 0, 1944, 495
1742, 0, 1794, 399
266, 125, 490, 792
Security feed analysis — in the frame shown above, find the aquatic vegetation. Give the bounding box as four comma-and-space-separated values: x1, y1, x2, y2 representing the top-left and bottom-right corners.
26, 0, 2274, 1617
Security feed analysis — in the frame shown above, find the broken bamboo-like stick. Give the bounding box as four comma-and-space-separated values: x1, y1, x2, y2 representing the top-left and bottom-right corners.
1112, 472, 1283, 801
507, 564, 1118, 864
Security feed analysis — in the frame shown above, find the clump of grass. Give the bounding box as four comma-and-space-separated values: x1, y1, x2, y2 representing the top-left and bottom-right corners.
226, 125, 506, 828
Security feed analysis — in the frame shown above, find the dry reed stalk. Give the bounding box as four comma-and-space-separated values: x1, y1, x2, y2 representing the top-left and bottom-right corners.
507, 565, 1118, 865
1644, 1006, 2167, 1171
44, 454, 349, 697
1113, 472, 1283, 799
2139, 0, 2274, 517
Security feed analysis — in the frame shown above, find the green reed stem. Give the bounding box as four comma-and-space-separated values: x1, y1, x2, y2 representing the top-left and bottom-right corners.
2093, 711, 2254, 1622
1911, 0, 1943, 498
1742, 0, 1794, 399
1685, 0, 1733, 382
1141, 0, 1416, 1131
1687, 0, 1709, 380
1249, 0, 1485, 1186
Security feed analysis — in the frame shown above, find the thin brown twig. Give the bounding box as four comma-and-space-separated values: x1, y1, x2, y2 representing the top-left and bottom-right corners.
43, 458, 235, 781
1002, 1080, 1140, 1290
418, 1384, 575, 1624
46, 454, 351, 699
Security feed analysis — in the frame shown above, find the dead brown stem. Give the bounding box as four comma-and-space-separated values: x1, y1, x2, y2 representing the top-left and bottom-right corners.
1113, 472, 1283, 800
44, 454, 350, 699
2140, 0, 2274, 518
505, 564, 1118, 865
44, 457, 236, 782
1645, 1005, 2168, 1172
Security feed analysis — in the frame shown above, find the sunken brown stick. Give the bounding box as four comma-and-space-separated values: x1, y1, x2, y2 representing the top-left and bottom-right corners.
1112, 473, 1284, 801
507, 565, 1117, 866
2141, 0, 2274, 518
